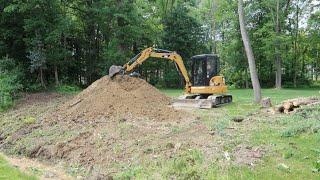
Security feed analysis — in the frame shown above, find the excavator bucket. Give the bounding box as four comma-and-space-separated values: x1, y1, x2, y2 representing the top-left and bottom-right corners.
109, 65, 123, 78
172, 94, 232, 109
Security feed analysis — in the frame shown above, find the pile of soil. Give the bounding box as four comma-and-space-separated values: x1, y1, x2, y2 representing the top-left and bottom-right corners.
53, 75, 183, 122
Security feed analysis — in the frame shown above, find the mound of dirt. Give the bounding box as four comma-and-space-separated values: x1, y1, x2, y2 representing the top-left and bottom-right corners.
52, 75, 184, 122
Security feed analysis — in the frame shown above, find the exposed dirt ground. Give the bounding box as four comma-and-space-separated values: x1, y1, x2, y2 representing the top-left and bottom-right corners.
0, 76, 219, 177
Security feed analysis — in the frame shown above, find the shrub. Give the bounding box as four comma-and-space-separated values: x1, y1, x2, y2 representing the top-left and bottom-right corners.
55, 84, 81, 94
0, 57, 22, 111
24, 83, 43, 92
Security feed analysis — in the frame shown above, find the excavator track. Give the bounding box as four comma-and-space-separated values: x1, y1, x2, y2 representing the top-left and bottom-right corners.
172, 94, 232, 109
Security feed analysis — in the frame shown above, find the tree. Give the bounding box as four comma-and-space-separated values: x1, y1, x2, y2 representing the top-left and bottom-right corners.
0, 0, 319, 92
162, 3, 208, 87
238, 0, 262, 102
275, 0, 282, 89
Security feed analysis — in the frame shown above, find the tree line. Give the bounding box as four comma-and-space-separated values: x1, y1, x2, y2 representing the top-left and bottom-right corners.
0, 0, 319, 108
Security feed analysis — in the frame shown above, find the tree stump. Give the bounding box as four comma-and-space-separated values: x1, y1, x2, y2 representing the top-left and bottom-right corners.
261, 97, 272, 108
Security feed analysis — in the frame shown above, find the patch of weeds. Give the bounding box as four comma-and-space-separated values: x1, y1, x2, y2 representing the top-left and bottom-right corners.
54, 84, 81, 95
94, 138, 104, 149
281, 126, 309, 137
280, 108, 320, 138
311, 148, 320, 154
113, 144, 123, 154
203, 163, 219, 179
282, 149, 294, 159
281, 121, 318, 138
23, 116, 36, 124
27, 166, 43, 176
311, 124, 320, 133
277, 163, 291, 173
143, 147, 155, 154
163, 149, 204, 179
212, 118, 229, 135
118, 123, 134, 137
114, 166, 145, 179
296, 106, 320, 120
170, 125, 182, 134
66, 163, 87, 177
312, 160, 320, 173
25, 83, 43, 92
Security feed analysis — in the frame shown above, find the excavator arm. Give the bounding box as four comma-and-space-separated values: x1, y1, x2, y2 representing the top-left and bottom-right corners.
110, 47, 192, 93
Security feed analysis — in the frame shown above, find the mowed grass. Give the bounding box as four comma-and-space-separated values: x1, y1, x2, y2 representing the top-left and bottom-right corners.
161, 87, 319, 102
0, 155, 36, 180
146, 88, 320, 180
161, 88, 320, 116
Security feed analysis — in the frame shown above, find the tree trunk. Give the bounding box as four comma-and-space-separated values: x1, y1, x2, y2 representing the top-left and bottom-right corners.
316, 50, 319, 81
210, 0, 217, 54
293, 4, 299, 88
238, 0, 261, 103
40, 67, 46, 88
245, 68, 249, 88
275, 0, 282, 89
54, 64, 59, 86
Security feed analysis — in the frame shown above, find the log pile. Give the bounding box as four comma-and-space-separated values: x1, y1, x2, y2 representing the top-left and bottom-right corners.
272, 97, 320, 114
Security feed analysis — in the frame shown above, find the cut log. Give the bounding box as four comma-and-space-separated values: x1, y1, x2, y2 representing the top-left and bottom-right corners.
292, 97, 319, 107
283, 102, 293, 110
284, 109, 292, 114
274, 105, 284, 113
266, 97, 320, 114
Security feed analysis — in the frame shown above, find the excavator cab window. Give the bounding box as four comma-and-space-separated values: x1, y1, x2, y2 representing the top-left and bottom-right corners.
191, 54, 219, 86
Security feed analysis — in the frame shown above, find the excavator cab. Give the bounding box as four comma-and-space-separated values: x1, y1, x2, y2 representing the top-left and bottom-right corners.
191, 54, 220, 87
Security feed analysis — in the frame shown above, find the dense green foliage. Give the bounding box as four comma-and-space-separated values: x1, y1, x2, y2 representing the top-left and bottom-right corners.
0, 57, 22, 110
0, 0, 319, 93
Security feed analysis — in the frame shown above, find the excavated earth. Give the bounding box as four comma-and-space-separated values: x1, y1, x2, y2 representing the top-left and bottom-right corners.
49, 75, 185, 122
2, 75, 216, 177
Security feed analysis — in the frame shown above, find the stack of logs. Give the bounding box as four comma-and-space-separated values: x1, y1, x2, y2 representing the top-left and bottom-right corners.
273, 97, 320, 114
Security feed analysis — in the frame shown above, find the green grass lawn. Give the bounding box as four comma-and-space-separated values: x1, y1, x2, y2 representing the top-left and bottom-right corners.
161, 87, 320, 102
0, 155, 36, 180
161, 88, 320, 116
117, 88, 320, 180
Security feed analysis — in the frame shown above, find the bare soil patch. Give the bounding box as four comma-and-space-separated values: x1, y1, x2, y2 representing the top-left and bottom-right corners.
233, 145, 264, 166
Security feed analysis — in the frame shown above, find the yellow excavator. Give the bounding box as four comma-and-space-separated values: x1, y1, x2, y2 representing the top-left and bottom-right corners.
109, 47, 232, 108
